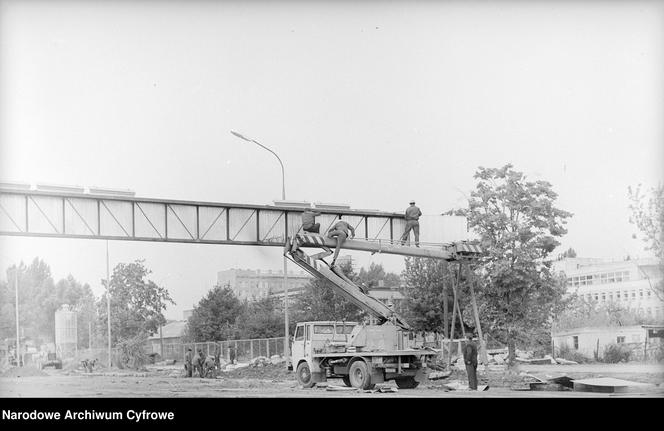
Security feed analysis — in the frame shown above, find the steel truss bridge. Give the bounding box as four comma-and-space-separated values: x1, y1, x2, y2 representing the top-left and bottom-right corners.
0, 189, 479, 260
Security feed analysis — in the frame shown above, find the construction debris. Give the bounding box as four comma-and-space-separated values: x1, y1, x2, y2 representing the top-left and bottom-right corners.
325, 384, 356, 392
428, 370, 452, 381
440, 380, 489, 391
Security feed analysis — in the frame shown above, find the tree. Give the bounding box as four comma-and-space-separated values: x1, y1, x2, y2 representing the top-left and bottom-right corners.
291, 261, 364, 327
184, 284, 244, 341
401, 258, 452, 334
628, 184, 664, 300
553, 296, 657, 331
0, 259, 56, 343
236, 296, 284, 339
467, 164, 572, 365
97, 260, 175, 344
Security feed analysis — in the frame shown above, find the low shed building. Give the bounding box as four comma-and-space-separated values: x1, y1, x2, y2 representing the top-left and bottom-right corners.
552, 325, 664, 361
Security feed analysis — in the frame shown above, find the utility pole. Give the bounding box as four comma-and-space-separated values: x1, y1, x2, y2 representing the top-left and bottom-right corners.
106, 240, 111, 369
15, 268, 20, 367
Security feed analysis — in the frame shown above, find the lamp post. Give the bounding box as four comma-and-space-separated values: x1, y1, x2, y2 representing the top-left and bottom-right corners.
230, 131, 290, 364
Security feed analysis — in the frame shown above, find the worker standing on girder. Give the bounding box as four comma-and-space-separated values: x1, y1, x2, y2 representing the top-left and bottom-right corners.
400, 200, 422, 247
326, 216, 355, 266
301, 208, 322, 234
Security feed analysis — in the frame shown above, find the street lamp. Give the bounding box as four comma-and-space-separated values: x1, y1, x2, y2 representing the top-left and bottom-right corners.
230, 130, 290, 364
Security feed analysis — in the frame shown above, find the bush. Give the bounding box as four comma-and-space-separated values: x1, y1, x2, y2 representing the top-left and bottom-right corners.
113, 332, 149, 370
557, 343, 591, 364
602, 343, 631, 363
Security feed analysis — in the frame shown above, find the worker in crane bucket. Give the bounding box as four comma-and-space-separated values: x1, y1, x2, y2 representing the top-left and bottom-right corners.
400, 200, 422, 247
301, 208, 322, 234
326, 216, 355, 266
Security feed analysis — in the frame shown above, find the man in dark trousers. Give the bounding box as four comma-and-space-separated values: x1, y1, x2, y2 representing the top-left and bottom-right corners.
184, 348, 193, 377
463, 334, 478, 390
301, 209, 322, 234
400, 201, 422, 247
326, 216, 355, 266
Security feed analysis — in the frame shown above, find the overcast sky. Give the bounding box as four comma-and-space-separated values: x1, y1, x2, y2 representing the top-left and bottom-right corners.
1, 0, 662, 320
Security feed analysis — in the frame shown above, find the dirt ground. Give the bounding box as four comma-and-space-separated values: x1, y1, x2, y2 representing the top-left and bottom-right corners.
1, 362, 663, 398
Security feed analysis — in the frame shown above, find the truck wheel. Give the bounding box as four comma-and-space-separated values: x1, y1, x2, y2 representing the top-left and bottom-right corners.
349, 360, 375, 390
296, 362, 315, 388
395, 376, 419, 389
342, 375, 352, 387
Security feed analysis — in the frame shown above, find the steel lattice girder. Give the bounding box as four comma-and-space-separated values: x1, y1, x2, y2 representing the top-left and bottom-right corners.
0, 190, 408, 247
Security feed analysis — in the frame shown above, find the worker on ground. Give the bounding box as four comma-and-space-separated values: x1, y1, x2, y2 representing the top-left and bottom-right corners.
463, 334, 478, 390
326, 216, 355, 266
195, 348, 207, 377
229, 345, 236, 365
400, 200, 422, 247
214, 344, 222, 370
301, 208, 322, 234
184, 348, 193, 377
203, 355, 216, 378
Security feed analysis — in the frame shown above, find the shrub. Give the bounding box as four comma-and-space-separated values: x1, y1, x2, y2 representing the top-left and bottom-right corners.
113, 332, 149, 370
557, 343, 591, 363
602, 343, 631, 363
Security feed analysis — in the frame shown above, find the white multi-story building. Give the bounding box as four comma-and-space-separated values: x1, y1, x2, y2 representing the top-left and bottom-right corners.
217, 268, 312, 300
553, 257, 664, 319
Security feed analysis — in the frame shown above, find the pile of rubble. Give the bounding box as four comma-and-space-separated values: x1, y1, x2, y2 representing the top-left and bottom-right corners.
486, 349, 579, 366
248, 355, 286, 368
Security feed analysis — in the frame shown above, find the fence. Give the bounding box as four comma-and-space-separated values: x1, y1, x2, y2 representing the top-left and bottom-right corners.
149, 337, 286, 363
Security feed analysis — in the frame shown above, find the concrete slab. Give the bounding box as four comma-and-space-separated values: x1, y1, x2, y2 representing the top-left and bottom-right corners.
573, 377, 656, 393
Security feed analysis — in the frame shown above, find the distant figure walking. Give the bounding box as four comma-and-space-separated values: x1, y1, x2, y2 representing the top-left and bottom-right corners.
326, 217, 356, 266
301, 209, 323, 234
463, 335, 478, 390
400, 201, 422, 247
229, 345, 236, 365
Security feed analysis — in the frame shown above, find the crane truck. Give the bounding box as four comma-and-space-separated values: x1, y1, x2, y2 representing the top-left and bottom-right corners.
284, 234, 481, 390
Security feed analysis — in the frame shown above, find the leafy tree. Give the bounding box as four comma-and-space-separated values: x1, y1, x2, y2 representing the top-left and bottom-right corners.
562, 247, 577, 258
553, 296, 659, 331
402, 258, 453, 334
97, 260, 175, 344
466, 164, 572, 364
628, 184, 663, 300
184, 284, 244, 341
291, 261, 364, 327
236, 296, 284, 339
0, 259, 56, 343
357, 263, 401, 290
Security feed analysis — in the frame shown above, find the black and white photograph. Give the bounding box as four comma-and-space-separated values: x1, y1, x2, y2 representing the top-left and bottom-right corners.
0, 0, 662, 408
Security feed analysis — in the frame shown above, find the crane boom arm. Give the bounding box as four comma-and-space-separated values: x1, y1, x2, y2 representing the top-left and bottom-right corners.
284, 237, 411, 329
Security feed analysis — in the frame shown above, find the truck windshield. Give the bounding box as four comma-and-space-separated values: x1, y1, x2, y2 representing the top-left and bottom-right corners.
313, 325, 334, 334
294, 326, 304, 341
